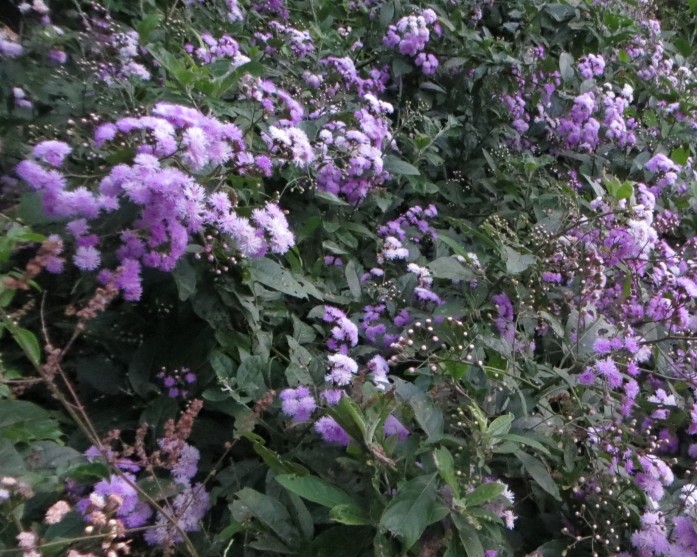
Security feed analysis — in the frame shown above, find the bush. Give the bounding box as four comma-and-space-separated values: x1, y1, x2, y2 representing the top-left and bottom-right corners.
3, 0, 697, 555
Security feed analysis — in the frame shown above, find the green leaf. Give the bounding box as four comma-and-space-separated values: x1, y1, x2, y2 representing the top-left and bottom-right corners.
137, 12, 163, 42
433, 447, 459, 496
248, 258, 307, 299
452, 514, 484, 557
559, 52, 575, 82
291, 315, 316, 344
253, 443, 309, 475
391, 58, 413, 77
285, 336, 315, 386
9, 326, 41, 366
233, 488, 300, 547
671, 147, 690, 166
494, 433, 551, 456
384, 155, 420, 176
395, 379, 443, 442
330, 504, 371, 525
315, 190, 350, 206
605, 177, 633, 200
379, 1, 395, 27
515, 451, 561, 500
345, 259, 362, 300
75, 356, 122, 395
487, 413, 513, 437
464, 482, 504, 506
379, 474, 440, 549
0, 400, 62, 442
275, 474, 359, 508
504, 247, 536, 275
237, 355, 266, 397
0, 438, 25, 475
172, 258, 197, 301
427, 257, 474, 281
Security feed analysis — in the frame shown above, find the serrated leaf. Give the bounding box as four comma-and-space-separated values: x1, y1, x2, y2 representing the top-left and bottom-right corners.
0, 438, 25, 475
464, 482, 505, 506
494, 434, 551, 456
427, 257, 474, 281
237, 355, 265, 397
504, 247, 536, 274
559, 52, 575, 82
384, 155, 420, 176
172, 258, 197, 301
9, 326, 41, 366
345, 259, 362, 300
380, 474, 440, 549
275, 474, 359, 509
248, 258, 307, 299
395, 379, 443, 442
315, 190, 350, 206
330, 504, 371, 525
487, 413, 513, 437
433, 447, 459, 496
452, 513, 484, 557
515, 451, 561, 500
233, 488, 300, 546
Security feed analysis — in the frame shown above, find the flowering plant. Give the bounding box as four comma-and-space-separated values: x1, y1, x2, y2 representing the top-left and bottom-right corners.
3, 0, 697, 556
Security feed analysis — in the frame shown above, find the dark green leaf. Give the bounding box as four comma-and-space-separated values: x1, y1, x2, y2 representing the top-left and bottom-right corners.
384, 155, 420, 176
248, 258, 308, 299
464, 482, 505, 506
233, 488, 300, 546
452, 514, 484, 557
275, 474, 359, 508
427, 257, 474, 281
559, 52, 575, 82
515, 451, 561, 500
379, 474, 440, 549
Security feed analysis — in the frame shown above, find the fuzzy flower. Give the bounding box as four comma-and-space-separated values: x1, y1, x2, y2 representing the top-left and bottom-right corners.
44, 500, 71, 524
367, 355, 390, 388
32, 141, 71, 167
381, 236, 409, 261
280, 387, 317, 422
384, 415, 409, 441
314, 416, 351, 445
326, 354, 359, 385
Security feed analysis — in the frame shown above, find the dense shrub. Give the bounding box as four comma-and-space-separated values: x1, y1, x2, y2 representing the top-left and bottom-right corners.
3, 0, 697, 555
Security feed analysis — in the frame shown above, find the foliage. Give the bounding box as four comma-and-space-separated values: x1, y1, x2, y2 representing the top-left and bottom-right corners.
2, 0, 697, 556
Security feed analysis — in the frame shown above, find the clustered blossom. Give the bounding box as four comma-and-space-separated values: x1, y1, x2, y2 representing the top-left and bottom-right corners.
82, 10, 151, 84
0, 35, 24, 59
267, 21, 314, 57
144, 440, 210, 546
156, 366, 197, 399
497, 29, 697, 546
262, 125, 315, 167
279, 386, 316, 422
383, 9, 440, 75
577, 53, 605, 79
16, 103, 295, 300
185, 33, 249, 68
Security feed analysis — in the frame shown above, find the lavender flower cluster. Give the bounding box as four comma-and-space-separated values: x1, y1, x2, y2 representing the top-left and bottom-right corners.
383, 8, 440, 75
15, 103, 295, 300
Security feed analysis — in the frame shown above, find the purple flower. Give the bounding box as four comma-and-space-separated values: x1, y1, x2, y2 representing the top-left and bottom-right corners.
326, 354, 358, 386
384, 415, 409, 441
280, 387, 317, 422
595, 357, 622, 388
541, 271, 562, 284
73, 246, 101, 271
32, 141, 71, 167
314, 416, 351, 445
322, 389, 343, 406
170, 441, 200, 484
